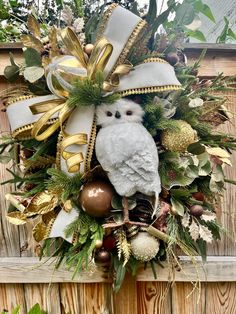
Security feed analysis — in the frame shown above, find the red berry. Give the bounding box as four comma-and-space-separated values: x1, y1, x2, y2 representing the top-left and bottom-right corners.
192, 192, 205, 202
103, 235, 116, 251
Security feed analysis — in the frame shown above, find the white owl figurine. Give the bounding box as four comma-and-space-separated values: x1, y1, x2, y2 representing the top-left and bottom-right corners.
95, 98, 161, 211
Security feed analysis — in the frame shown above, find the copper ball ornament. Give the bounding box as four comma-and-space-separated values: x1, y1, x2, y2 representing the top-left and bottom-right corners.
84, 44, 94, 55
95, 249, 111, 265
79, 181, 115, 218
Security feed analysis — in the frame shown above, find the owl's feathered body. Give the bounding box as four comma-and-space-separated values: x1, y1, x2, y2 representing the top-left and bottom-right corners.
95, 99, 161, 209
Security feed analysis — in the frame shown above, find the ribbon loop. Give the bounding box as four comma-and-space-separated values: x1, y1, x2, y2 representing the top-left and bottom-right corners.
61, 133, 88, 173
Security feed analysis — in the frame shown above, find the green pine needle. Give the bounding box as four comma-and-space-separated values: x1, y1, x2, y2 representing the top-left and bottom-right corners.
68, 72, 120, 108
46, 168, 83, 202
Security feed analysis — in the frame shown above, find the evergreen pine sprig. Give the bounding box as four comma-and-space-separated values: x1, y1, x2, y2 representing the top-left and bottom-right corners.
68, 72, 120, 108
46, 168, 83, 202
143, 102, 180, 136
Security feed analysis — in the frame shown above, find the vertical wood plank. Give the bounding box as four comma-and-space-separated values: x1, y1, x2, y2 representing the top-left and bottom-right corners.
137, 282, 172, 314
113, 274, 137, 314
0, 283, 26, 313
60, 283, 113, 314
206, 282, 236, 314
23, 283, 61, 313
208, 92, 236, 256
0, 84, 21, 257
171, 282, 206, 314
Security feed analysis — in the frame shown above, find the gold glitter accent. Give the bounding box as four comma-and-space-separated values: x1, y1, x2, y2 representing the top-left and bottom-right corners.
84, 116, 97, 173
107, 19, 147, 79
119, 85, 181, 97
96, 3, 119, 41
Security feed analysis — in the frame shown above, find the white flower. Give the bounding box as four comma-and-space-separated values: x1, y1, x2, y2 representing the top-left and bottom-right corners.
78, 32, 86, 44
73, 17, 85, 33
188, 97, 204, 108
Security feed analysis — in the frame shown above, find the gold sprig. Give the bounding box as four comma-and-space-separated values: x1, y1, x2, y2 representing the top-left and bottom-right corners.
115, 229, 131, 266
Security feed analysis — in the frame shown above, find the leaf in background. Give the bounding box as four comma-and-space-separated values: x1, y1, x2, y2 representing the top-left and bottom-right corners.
198, 161, 211, 176
23, 66, 44, 83
199, 224, 213, 243
201, 210, 216, 222
189, 219, 199, 241
171, 198, 185, 216
21, 35, 44, 52
28, 303, 47, 314
0, 2, 9, 19
176, 3, 195, 25
188, 97, 204, 108
209, 178, 224, 193
185, 15, 202, 31
216, 17, 229, 43
4, 65, 20, 82
113, 256, 127, 293
0, 153, 13, 163
23, 48, 42, 67
206, 147, 230, 158
146, 0, 157, 23
211, 165, 224, 182
27, 15, 41, 38
12, 305, 21, 314
187, 29, 206, 42
228, 28, 236, 41
194, 0, 215, 23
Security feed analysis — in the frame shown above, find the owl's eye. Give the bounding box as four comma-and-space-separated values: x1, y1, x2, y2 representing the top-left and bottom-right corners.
106, 111, 113, 117
126, 110, 133, 116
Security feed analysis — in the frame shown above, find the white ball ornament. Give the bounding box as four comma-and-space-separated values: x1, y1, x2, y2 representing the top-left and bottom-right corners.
130, 232, 160, 262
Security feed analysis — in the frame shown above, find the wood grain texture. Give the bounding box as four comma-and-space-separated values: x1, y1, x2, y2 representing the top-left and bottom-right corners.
113, 274, 137, 314
23, 283, 61, 313
171, 282, 206, 314
1, 257, 236, 283
206, 282, 236, 314
60, 283, 113, 314
0, 284, 26, 314
0, 80, 21, 257
137, 282, 171, 314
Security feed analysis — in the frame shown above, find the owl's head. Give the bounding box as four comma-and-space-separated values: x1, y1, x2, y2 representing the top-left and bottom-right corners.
96, 98, 144, 128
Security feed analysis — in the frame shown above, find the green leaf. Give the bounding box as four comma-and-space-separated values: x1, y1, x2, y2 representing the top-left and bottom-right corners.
23, 66, 44, 83
9, 52, 18, 66
216, 17, 229, 43
170, 198, 185, 216
146, 0, 157, 23
28, 303, 47, 314
188, 142, 206, 155
228, 28, 236, 41
23, 48, 42, 67
4, 65, 20, 82
113, 256, 126, 293
176, 3, 195, 25
194, 0, 215, 23
187, 29, 206, 42
12, 305, 21, 314
199, 161, 211, 176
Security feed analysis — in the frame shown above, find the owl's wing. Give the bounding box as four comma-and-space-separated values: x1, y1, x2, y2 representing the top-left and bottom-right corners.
120, 150, 158, 183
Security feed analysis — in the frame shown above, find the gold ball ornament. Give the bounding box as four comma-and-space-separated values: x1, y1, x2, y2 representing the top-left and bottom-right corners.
45, 55, 87, 98
84, 44, 94, 55
161, 120, 197, 152
79, 181, 115, 218
130, 232, 160, 262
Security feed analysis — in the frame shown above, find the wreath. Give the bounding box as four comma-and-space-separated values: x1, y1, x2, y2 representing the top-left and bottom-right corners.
1, 3, 236, 291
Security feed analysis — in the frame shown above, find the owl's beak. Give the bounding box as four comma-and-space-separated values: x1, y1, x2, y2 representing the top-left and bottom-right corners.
115, 111, 121, 119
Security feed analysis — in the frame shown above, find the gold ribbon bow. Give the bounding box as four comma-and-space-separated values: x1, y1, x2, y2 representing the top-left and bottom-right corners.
30, 27, 132, 173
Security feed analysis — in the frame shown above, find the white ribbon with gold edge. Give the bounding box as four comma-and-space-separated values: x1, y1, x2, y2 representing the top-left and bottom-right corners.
6, 4, 181, 243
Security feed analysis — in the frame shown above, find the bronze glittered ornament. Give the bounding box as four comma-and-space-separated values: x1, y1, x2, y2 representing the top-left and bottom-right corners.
161, 120, 197, 152
79, 181, 115, 218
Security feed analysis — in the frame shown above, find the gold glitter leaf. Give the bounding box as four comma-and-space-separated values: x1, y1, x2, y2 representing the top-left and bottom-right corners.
33, 221, 47, 242
42, 211, 57, 224
25, 191, 58, 217
7, 212, 27, 225
206, 147, 230, 158
21, 35, 44, 51
27, 15, 41, 38
49, 27, 60, 59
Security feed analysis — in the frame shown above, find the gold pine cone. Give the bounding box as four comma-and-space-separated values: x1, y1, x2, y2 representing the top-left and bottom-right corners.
161, 120, 197, 152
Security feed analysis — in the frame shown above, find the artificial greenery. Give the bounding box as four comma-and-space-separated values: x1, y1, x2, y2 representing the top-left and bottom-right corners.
68, 72, 120, 108
1, 303, 46, 314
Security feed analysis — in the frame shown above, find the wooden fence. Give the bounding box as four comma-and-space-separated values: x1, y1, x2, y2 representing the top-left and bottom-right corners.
0, 43, 236, 314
